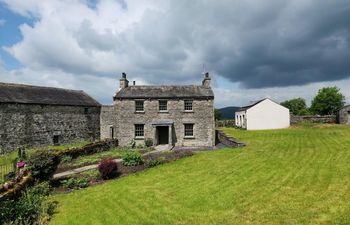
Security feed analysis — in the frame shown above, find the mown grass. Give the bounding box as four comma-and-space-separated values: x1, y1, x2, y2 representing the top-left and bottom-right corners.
51, 125, 350, 224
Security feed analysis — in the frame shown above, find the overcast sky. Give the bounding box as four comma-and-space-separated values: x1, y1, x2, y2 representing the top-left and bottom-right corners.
0, 0, 350, 107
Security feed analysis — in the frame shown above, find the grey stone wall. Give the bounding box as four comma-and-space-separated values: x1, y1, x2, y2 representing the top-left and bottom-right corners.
114, 99, 215, 147
0, 103, 100, 154
100, 105, 115, 139
290, 115, 336, 124
216, 130, 245, 148
216, 119, 236, 128
337, 105, 350, 124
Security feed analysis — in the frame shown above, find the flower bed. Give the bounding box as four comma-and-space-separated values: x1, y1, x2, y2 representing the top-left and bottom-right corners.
51, 150, 194, 193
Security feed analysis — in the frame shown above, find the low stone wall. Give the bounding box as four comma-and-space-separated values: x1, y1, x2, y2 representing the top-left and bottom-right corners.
290, 115, 336, 125
216, 120, 235, 128
58, 139, 118, 159
216, 130, 245, 148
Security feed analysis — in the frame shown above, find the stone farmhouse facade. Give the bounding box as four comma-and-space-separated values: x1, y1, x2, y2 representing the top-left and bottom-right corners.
0, 83, 101, 154
337, 105, 350, 124
101, 73, 215, 147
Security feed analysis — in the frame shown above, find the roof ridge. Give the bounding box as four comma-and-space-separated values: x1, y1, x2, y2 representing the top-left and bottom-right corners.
0, 82, 83, 93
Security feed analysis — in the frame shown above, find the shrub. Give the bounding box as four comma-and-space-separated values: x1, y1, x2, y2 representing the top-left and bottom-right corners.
98, 158, 119, 179
0, 184, 57, 224
27, 149, 60, 181
61, 178, 89, 189
122, 151, 144, 167
145, 139, 153, 147
148, 159, 162, 167
60, 155, 73, 163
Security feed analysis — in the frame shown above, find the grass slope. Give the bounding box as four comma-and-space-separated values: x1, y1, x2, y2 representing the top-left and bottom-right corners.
51, 125, 350, 225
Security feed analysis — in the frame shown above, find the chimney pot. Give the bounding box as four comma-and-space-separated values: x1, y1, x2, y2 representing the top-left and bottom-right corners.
133, 81, 136, 85
122, 72, 126, 79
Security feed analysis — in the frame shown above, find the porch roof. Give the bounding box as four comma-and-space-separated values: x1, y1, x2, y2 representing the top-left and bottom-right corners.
151, 119, 174, 126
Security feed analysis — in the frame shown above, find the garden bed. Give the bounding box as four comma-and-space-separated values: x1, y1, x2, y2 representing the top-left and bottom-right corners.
51, 150, 193, 193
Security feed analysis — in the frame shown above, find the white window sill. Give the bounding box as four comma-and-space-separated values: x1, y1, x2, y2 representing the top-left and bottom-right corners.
184, 136, 195, 139
134, 136, 145, 140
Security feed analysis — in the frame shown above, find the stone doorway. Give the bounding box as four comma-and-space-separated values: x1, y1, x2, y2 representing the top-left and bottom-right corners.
157, 126, 169, 145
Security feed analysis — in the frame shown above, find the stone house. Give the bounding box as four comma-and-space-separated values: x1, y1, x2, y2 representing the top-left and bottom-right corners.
337, 105, 350, 124
102, 73, 215, 148
0, 83, 101, 154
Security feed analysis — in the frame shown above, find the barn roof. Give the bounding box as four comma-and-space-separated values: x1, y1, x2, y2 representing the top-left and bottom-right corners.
0, 82, 101, 107
114, 85, 214, 99
237, 98, 268, 112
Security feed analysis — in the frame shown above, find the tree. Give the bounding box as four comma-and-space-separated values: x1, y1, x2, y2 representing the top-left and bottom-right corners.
310, 86, 345, 115
214, 108, 222, 120
280, 98, 310, 115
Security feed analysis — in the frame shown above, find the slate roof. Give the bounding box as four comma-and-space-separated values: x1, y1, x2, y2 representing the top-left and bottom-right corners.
0, 82, 101, 107
237, 98, 268, 112
114, 85, 214, 99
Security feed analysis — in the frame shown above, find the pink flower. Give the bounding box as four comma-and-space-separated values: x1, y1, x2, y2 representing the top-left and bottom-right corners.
16, 161, 26, 168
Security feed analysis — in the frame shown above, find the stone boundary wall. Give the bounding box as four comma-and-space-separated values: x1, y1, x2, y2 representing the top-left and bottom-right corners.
216, 120, 235, 128
216, 130, 245, 148
290, 115, 336, 125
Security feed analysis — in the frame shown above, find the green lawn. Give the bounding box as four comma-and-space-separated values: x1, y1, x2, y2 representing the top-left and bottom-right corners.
51, 125, 350, 225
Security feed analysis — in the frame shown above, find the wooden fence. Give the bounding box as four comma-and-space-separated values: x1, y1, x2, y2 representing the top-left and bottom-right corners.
0, 163, 13, 182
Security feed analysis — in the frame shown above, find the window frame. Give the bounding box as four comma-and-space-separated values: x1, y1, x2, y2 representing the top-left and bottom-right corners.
184, 123, 194, 138
134, 124, 145, 139
158, 100, 168, 112
135, 100, 144, 112
184, 99, 193, 111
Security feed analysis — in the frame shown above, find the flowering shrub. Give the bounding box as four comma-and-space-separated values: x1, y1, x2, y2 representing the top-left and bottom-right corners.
16, 161, 26, 169
98, 158, 119, 180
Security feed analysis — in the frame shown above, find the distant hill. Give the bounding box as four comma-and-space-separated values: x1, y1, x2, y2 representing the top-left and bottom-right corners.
218, 106, 240, 119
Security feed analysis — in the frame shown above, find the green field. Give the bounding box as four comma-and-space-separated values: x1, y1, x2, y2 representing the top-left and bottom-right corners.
51, 125, 350, 224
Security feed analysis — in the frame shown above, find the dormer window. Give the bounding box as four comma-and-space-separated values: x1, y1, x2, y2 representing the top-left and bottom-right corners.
135, 100, 144, 112
159, 100, 168, 111
184, 100, 193, 111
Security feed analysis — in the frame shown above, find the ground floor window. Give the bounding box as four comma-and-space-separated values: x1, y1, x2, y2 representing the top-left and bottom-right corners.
53, 135, 60, 145
135, 124, 144, 138
184, 124, 194, 137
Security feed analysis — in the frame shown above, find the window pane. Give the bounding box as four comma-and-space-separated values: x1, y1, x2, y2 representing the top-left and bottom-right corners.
159, 100, 167, 111
135, 124, 144, 137
135, 101, 144, 111
184, 100, 193, 111
184, 124, 194, 137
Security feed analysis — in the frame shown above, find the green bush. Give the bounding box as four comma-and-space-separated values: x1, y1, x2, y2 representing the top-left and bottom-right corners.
148, 159, 162, 167
145, 139, 153, 147
60, 155, 73, 163
122, 151, 144, 167
0, 183, 57, 224
27, 149, 60, 181
61, 178, 89, 189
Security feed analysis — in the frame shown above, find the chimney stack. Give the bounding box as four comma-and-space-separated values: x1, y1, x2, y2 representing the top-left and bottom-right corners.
202, 72, 211, 88
120, 72, 129, 89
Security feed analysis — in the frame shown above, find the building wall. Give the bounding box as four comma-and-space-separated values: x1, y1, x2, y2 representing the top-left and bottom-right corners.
246, 99, 290, 130
114, 98, 215, 147
0, 103, 100, 154
235, 111, 246, 128
100, 105, 115, 139
338, 105, 350, 124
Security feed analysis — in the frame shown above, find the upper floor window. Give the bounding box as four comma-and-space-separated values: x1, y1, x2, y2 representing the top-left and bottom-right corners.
184, 100, 193, 111
135, 100, 144, 112
184, 124, 194, 137
159, 100, 168, 111
134, 124, 144, 138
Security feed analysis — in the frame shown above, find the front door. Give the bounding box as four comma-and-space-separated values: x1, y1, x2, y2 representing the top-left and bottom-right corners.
157, 126, 169, 145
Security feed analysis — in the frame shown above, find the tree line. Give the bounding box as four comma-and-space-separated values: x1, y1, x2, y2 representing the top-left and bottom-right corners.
281, 86, 345, 116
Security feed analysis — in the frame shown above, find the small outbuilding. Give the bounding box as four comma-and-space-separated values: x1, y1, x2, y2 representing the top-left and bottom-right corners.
235, 98, 290, 130
337, 105, 350, 124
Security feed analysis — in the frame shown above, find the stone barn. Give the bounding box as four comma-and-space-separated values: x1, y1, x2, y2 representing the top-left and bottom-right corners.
337, 105, 350, 124
0, 83, 101, 154
102, 73, 215, 148
235, 98, 290, 130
